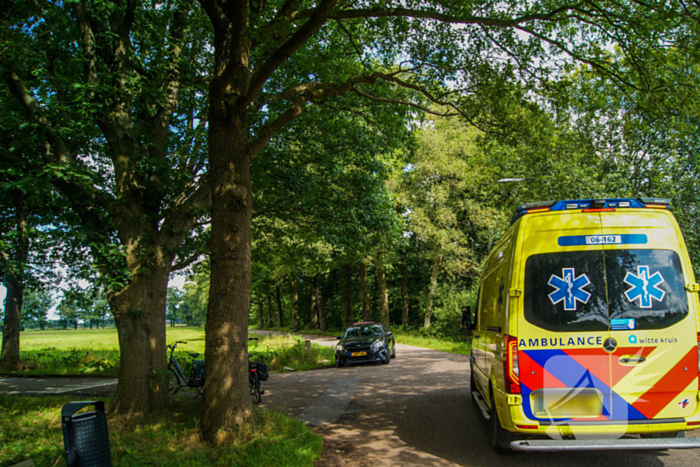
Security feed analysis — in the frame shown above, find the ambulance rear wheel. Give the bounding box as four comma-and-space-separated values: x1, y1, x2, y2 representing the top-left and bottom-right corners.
490, 391, 511, 453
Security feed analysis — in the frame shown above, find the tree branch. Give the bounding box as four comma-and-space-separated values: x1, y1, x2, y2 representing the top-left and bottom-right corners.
171, 252, 204, 272
149, 2, 191, 160
198, 0, 230, 31
247, 97, 306, 159
243, 0, 338, 108
351, 88, 458, 116
293, 4, 583, 26
160, 175, 212, 247
1, 67, 126, 219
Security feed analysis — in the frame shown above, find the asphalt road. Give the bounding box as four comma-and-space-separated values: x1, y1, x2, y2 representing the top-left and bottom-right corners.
3, 333, 700, 466
256, 332, 700, 467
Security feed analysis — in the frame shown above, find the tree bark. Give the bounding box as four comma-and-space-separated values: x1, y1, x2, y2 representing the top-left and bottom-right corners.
376, 250, 390, 328
292, 279, 300, 331
423, 251, 442, 329
313, 276, 328, 331
266, 294, 272, 328
360, 261, 373, 322
275, 285, 283, 327
258, 295, 264, 328
200, 104, 254, 441
0, 193, 28, 371
111, 262, 171, 415
401, 260, 409, 327
309, 279, 319, 329
0, 279, 24, 371
200, 107, 254, 441
343, 265, 354, 328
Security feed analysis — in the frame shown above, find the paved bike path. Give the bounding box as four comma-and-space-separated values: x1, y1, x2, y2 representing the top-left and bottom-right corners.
0, 376, 117, 396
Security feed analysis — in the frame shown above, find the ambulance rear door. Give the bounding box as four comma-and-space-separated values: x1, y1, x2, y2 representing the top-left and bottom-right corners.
600, 210, 699, 422
518, 211, 613, 425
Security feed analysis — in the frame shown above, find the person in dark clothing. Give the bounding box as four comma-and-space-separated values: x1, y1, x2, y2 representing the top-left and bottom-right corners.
460, 306, 473, 344
460, 306, 472, 330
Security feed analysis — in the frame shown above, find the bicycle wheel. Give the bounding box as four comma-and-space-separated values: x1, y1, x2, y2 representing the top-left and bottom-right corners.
250, 371, 262, 404
168, 369, 181, 395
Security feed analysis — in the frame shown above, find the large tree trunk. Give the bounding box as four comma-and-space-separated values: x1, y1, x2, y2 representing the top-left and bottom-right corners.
423, 251, 442, 329
359, 261, 373, 322
0, 193, 28, 371
275, 285, 283, 327
343, 265, 354, 328
292, 279, 300, 331
401, 260, 409, 327
0, 279, 24, 371
375, 251, 390, 328
111, 263, 171, 414
200, 111, 254, 442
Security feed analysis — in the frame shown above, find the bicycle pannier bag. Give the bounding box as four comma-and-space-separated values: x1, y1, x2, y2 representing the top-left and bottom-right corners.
192, 360, 206, 380
254, 362, 269, 381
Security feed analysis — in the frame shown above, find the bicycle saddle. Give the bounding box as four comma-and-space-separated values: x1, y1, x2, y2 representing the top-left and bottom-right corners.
188, 353, 200, 358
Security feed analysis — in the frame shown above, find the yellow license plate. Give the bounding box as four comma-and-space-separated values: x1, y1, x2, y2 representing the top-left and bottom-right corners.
531, 388, 603, 418
351, 352, 367, 357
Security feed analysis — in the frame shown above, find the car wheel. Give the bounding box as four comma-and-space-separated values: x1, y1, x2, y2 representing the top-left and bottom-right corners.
382, 350, 391, 364
336, 359, 345, 368
490, 391, 511, 453
391, 346, 396, 359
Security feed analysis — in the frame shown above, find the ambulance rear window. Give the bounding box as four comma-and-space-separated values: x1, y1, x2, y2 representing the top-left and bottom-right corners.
606, 249, 688, 330
524, 251, 609, 332
524, 250, 689, 332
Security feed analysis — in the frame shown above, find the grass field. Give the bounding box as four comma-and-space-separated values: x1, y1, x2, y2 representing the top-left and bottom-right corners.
252, 326, 472, 355
21, 326, 206, 352
10, 327, 334, 376
0, 395, 323, 467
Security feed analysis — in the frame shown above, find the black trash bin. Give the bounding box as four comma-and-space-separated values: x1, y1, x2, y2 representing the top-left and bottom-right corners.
61, 401, 112, 467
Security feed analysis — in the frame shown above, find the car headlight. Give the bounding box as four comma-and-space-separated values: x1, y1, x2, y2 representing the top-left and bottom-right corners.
336, 344, 344, 352
371, 340, 383, 350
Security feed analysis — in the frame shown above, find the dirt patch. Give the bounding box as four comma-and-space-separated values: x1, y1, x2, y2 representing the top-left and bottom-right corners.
314, 425, 368, 467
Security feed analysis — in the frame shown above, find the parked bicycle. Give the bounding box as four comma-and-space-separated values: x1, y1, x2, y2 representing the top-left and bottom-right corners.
168, 338, 269, 403
248, 337, 269, 404
167, 341, 205, 397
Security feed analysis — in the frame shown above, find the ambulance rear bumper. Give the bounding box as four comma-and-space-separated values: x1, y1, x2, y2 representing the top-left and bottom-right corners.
511, 437, 700, 452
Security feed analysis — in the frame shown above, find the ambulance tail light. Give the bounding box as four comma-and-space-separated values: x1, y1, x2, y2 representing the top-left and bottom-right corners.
505, 335, 520, 394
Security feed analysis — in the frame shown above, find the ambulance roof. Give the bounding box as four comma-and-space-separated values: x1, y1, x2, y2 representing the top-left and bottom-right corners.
510, 198, 671, 225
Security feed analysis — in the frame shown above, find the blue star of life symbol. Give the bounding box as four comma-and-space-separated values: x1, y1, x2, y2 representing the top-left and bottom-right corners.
624, 265, 665, 308
548, 268, 592, 311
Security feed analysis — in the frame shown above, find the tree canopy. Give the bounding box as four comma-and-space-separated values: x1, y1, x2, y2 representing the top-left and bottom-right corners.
3, 0, 700, 443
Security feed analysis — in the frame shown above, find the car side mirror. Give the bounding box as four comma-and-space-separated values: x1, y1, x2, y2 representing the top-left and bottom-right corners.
386, 332, 393, 337
336, 336, 342, 339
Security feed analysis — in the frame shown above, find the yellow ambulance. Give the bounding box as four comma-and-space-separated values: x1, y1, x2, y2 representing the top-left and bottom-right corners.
470, 198, 700, 452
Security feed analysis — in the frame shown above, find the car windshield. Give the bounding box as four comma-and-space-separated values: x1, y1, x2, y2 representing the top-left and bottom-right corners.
343, 325, 383, 338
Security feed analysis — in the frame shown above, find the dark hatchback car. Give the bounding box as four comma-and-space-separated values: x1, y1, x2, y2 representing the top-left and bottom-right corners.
335, 322, 395, 367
